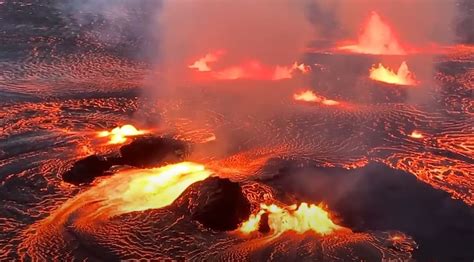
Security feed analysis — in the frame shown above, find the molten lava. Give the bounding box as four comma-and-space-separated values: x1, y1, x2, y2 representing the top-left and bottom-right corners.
188, 50, 225, 72
409, 131, 424, 139
369, 61, 418, 86
338, 12, 407, 55
240, 202, 342, 236
117, 162, 212, 213
26, 161, 213, 243
70, 162, 212, 218
97, 124, 147, 144
293, 90, 340, 106
189, 51, 310, 80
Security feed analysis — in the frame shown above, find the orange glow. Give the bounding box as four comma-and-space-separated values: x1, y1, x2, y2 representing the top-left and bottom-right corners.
293, 90, 340, 106
189, 51, 310, 81
240, 202, 342, 236
188, 50, 225, 72
338, 12, 407, 55
391, 234, 405, 241
33, 162, 212, 227
97, 124, 147, 144
384, 152, 473, 205
88, 162, 212, 217
409, 131, 424, 139
369, 62, 418, 86
116, 162, 212, 213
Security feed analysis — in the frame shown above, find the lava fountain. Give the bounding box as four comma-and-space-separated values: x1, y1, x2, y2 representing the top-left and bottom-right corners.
338, 11, 407, 55
116, 162, 212, 213
188, 50, 226, 72
189, 51, 310, 81
293, 90, 340, 106
240, 202, 343, 236
409, 131, 424, 139
97, 124, 148, 144
52, 162, 212, 223
369, 61, 418, 86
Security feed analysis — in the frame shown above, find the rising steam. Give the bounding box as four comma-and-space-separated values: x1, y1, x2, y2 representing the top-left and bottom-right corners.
155, 0, 314, 87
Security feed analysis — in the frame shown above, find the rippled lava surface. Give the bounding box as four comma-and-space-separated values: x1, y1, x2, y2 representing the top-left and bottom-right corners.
1, 1, 473, 261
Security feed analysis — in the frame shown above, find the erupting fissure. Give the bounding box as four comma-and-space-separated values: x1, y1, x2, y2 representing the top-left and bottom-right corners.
189, 51, 310, 80
97, 124, 147, 144
338, 11, 407, 55
240, 202, 343, 236
369, 61, 418, 86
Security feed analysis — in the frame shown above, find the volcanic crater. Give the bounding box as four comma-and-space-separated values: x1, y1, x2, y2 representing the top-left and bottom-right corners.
0, 1, 473, 261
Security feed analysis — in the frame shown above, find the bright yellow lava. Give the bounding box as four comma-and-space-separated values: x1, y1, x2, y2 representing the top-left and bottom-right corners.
409, 131, 424, 139
31, 162, 213, 230
97, 124, 147, 144
117, 162, 212, 213
293, 90, 319, 102
369, 61, 417, 86
293, 90, 340, 106
240, 202, 342, 236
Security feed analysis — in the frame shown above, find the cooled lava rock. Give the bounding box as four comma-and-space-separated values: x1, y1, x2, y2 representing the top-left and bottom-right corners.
190, 177, 251, 231
62, 155, 113, 185
119, 136, 188, 168
258, 213, 271, 233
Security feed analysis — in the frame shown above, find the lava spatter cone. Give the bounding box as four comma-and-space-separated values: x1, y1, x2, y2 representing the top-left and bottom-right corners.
62, 136, 190, 185
191, 177, 251, 231
118, 136, 189, 168
62, 155, 114, 185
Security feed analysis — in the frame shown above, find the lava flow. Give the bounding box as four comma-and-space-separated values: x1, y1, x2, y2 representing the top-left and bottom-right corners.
369, 61, 418, 86
240, 202, 343, 236
97, 124, 147, 144
51, 162, 212, 222
189, 51, 310, 81
338, 12, 407, 55
293, 90, 340, 106
114, 162, 212, 213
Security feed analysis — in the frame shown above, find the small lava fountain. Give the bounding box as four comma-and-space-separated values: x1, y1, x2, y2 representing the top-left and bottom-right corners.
293, 90, 340, 106
97, 124, 148, 144
240, 202, 344, 236
189, 50, 310, 81
409, 131, 424, 139
338, 11, 407, 55
369, 61, 418, 86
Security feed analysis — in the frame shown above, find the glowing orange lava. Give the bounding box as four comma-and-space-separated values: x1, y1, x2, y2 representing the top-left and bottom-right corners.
116, 162, 212, 213
240, 202, 343, 236
189, 51, 310, 81
188, 50, 225, 72
369, 62, 418, 86
66, 162, 212, 219
27, 161, 213, 237
338, 12, 407, 55
293, 90, 340, 106
97, 124, 147, 144
409, 131, 424, 139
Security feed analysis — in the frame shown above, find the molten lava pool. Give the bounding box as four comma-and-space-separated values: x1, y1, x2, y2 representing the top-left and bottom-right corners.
0, 1, 473, 261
